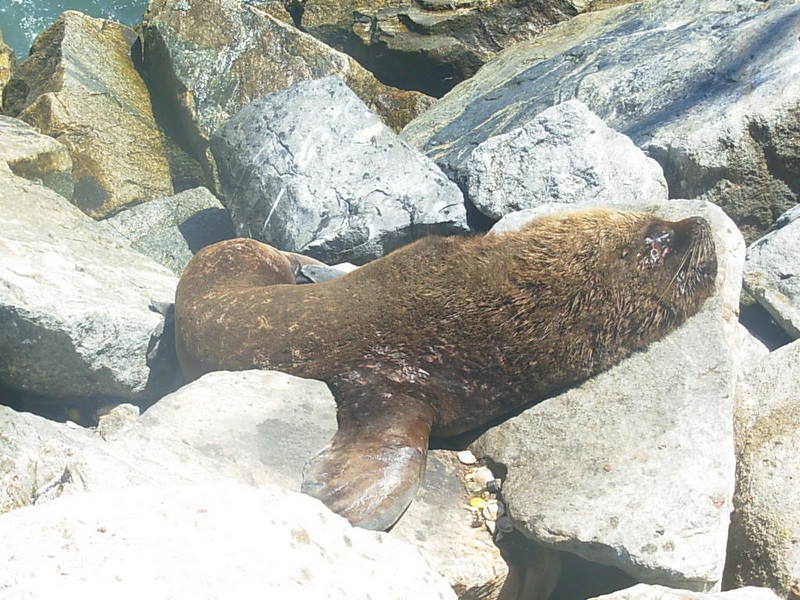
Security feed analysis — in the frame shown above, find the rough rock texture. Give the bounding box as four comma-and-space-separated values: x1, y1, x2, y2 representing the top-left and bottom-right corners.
743, 206, 800, 339
725, 339, 800, 598
0, 370, 506, 597
465, 100, 668, 220
3, 11, 173, 219
394, 451, 508, 599
472, 200, 744, 590
211, 77, 467, 264
141, 0, 434, 188
0, 404, 204, 513
134, 370, 508, 598
0, 167, 178, 401
0, 115, 73, 199
401, 0, 800, 240
129, 370, 337, 492
0, 482, 457, 599
590, 584, 781, 600
0, 30, 14, 108
103, 187, 234, 274
295, 0, 635, 97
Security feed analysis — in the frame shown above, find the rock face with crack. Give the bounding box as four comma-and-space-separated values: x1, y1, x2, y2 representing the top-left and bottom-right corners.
3, 11, 173, 218
293, 0, 636, 97
401, 0, 800, 240
211, 76, 467, 264
472, 200, 744, 591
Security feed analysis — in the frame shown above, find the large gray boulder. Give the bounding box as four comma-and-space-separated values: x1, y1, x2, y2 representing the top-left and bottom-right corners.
465, 100, 668, 220
0, 482, 457, 599
3, 11, 173, 218
142, 0, 433, 188
472, 200, 745, 590
743, 206, 800, 339
401, 0, 800, 240
211, 76, 468, 264
0, 167, 178, 401
725, 339, 800, 598
103, 187, 234, 275
0, 115, 73, 200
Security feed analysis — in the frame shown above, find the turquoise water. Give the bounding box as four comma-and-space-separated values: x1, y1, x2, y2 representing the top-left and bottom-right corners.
0, 0, 149, 58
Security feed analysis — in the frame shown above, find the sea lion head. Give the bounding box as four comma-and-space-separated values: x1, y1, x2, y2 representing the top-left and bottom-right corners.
507, 208, 717, 370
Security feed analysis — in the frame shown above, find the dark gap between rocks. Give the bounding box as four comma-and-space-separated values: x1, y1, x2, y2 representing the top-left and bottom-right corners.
0, 384, 115, 427
310, 29, 473, 98
739, 296, 794, 351
550, 550, 638, 600
132, 30, 217, 193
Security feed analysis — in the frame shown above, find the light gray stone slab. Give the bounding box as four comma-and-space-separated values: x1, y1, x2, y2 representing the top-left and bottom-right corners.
211, 76, 467, 264
0, 482, 457, 599
465, 100, 667, 220
473, 200, 745, 590
0, 168, 178, 401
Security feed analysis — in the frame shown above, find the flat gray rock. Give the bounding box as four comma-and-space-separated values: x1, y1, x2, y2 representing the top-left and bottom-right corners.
743, 207, 800, 339
0, 482, 457, 599
465, 100, 667, 219
0, 167, 178, 401
211, 76, 467, 264
726, 339, 800, 598
103, 187, 234, 275
0, 115, 72, 199
401, 0, 800, 239
473, 200, 744, 590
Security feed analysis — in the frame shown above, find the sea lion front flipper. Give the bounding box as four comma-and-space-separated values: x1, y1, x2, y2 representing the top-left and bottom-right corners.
301, 385, 435, 531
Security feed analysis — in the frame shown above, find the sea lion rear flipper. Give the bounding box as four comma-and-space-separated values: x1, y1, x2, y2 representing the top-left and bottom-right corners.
301, 385, 435, 531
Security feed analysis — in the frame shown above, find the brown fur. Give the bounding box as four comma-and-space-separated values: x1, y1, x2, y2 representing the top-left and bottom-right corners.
175, 208, 717, 528
176, 208, 716, 435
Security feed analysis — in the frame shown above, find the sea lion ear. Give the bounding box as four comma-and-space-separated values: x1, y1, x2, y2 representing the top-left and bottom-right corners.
301, 374, 435, 531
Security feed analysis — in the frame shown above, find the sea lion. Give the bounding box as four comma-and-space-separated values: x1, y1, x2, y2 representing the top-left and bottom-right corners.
174, 208, 717, 530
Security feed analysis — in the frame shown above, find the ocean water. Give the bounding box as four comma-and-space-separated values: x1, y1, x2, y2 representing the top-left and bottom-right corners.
0, 0, 149, 58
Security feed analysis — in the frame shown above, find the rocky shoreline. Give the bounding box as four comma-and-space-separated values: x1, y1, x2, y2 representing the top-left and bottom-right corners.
1, 0, 799, 598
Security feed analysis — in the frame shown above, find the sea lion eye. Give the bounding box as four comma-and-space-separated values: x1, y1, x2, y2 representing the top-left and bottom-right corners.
641, 228, 673, 265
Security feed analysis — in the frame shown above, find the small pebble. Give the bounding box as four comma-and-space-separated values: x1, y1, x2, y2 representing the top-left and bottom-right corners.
469, 497, 488, 510
486, 479, 502, 493
457, 450, 477, 465
472, 466, 495, 488
482, 499, 501, 521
